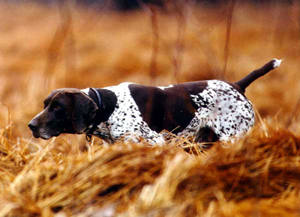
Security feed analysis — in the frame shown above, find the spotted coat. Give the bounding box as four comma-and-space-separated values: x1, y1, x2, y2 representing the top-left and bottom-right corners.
88, 80, 254, 145
178, 80, 254, 142
94, 82, 165, 144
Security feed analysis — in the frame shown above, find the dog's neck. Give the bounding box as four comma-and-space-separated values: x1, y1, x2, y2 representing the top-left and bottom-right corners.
83, 88, 117, 142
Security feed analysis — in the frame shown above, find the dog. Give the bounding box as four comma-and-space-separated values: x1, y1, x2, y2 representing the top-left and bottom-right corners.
28, 59, 282, 145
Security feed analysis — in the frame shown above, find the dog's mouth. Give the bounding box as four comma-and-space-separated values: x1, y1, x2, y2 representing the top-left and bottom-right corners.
29, 117, 62, 140
31, 130, 51, 140
30, 128, 60, 140
40, 134, 52, 140
31, 130, 41, 139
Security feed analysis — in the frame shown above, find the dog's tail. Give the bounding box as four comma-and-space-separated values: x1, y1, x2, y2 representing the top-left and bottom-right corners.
235, 58, 282, 92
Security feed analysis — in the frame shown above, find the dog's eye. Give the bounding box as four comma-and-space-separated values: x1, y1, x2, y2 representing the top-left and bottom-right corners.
53, 105, 61, 111
50, 102, 62, 111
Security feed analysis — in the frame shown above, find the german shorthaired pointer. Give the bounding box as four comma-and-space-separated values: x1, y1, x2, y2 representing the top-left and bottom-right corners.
28, 59, 282, 145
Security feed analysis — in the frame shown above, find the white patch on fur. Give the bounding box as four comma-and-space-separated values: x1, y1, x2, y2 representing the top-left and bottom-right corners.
81, 88, 90, 95
178, 80, 255, 142
157, 84, 174, 90
272, 58, 283, 68
94, 82, 165, 145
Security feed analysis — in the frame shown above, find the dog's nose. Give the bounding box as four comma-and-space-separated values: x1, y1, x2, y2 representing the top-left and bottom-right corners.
28, 120, 38, 131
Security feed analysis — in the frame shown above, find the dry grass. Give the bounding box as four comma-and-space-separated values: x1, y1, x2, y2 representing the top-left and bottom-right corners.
1, 1, 300, 216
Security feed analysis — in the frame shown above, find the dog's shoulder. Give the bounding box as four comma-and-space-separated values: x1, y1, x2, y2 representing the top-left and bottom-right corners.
101, 82, 136, 109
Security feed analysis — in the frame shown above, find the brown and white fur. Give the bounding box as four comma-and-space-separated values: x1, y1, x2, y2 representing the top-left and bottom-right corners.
28, 59, 282, 145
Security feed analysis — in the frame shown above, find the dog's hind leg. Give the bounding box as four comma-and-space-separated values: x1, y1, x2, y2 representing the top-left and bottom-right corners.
194, 126, 219, 149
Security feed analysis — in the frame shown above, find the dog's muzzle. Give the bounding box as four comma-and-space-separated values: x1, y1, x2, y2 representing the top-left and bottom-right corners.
28, 119, 41, 138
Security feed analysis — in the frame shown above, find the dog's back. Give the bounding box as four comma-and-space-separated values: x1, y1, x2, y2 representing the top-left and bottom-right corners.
128, 81, 208, 134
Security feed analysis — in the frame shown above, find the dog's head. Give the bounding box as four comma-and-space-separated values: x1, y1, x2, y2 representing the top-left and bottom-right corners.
28, 89, 98, 140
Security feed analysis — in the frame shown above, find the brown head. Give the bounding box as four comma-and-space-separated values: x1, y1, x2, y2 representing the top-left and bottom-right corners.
28, 89, 98, 140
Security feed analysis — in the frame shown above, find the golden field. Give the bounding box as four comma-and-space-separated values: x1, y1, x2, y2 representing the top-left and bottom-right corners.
0, 1, 300, 216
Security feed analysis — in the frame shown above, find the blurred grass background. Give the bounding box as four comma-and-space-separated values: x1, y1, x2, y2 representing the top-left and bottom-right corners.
0, 0, 300, 216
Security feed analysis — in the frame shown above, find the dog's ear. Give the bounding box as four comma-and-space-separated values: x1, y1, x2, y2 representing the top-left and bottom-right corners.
71, 92, 98, 133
